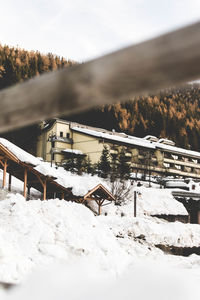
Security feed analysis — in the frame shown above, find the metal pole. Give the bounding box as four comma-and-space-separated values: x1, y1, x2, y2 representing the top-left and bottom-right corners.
134, 191, 137, 217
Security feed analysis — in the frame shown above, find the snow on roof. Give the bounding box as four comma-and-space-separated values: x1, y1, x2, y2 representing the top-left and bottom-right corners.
34, 162, 109, 197
0, 138, 110, 197
72, 124, 200, 158
0, 138, 41, 166
158, 138, 175, 146
143, 135, 158, 142
55, 171, 109, 197
155, 142, 200, 158
71, 126, 155, 149
62, 149, 83, 155
137, 188, 188, 216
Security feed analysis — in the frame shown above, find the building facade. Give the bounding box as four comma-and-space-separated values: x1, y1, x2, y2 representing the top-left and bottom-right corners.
36, 119, 200, 179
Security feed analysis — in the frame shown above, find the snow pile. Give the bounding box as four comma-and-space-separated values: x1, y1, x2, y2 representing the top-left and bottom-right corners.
99, 214, 200, 248
0, 194, 131, 283
0, 138, 40, 166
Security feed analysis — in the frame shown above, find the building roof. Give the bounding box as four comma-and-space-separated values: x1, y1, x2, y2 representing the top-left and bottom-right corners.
71, 125, 156, 149
70, 123, 200, 158
42, 119, 200, 159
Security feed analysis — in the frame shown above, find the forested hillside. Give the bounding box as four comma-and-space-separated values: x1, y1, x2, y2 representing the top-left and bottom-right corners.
1, 44, 200, 151
67, 85, 200, 151
0, 44, 74, 89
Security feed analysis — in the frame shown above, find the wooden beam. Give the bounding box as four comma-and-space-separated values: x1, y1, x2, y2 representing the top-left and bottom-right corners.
8, 173, 12, 192
2, 158, 7, 188
35, 173, 45, 188
23, 168, 27, 199
61, 192, 64, 200
43, 180, 47, 200
0, 22, 200, 133
0, 158, 5, 168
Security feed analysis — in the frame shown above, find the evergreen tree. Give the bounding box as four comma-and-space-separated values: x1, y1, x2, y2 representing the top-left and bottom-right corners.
98, 146, 111, 178
117, 147, 130, 180
110, 153, 118, 182
63, 158, 76, 173
84, 157, 94, 174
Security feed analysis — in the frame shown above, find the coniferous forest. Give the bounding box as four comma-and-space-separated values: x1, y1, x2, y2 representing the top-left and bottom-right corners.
1, 43, 200, 152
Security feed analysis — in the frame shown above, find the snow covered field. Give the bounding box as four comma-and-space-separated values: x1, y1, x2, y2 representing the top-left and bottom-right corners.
0, 186, 200, 299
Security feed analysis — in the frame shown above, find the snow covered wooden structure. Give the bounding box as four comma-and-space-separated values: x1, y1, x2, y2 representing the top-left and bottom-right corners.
0, 138, 71, 200
72, 184, 115, 215
0, 138, 115, 214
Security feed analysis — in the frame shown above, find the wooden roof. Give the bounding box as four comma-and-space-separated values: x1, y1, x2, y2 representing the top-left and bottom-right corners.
84, 184, 115, 201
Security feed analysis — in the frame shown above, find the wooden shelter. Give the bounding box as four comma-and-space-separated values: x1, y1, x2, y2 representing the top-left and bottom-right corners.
69, 184, 115, 215
0, 141, 74, 200
0, 140, 115, 214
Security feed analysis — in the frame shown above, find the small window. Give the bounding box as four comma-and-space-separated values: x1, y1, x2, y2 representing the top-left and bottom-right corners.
66, 133, 70, 139
60, 132, 63, 137
52, 141, 55, 148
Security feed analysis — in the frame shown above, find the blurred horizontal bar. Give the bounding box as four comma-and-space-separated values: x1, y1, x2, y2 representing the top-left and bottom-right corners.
0, 21, 200, 133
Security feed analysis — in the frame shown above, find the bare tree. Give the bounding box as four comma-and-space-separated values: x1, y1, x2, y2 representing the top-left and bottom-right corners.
111, 179, 133, 206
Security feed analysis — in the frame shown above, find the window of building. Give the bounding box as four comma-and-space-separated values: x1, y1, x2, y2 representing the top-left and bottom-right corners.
52, 141, 55, 148
60, 132, 63, 137
66, 133, 70, 139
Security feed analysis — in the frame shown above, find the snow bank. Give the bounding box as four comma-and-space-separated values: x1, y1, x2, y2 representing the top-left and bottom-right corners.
0, 194, 131, 283
100, 214, 200, 248
2, 262, 198, 300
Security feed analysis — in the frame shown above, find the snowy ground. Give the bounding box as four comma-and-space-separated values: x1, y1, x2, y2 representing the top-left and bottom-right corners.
0, 185, 200, 299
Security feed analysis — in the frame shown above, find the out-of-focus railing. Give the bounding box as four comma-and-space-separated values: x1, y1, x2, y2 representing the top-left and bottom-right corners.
0, 21, 200, 133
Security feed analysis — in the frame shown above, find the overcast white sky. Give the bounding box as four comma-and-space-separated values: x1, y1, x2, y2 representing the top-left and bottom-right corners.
0, 0, 200, 62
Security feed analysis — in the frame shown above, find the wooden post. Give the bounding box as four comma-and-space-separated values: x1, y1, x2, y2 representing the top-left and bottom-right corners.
61, 192, 64, 200
43, 180, 46, 200
8, 173, 12, 192
134, 191, 137, 217
2, 158, 7, 189
27, 185, 31, 200
23, 168, 27, 199
98, 200, 101, 216
197, 210, 200, 225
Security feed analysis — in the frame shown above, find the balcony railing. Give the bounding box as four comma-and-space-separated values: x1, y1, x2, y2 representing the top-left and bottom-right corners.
48, 135, 73, 144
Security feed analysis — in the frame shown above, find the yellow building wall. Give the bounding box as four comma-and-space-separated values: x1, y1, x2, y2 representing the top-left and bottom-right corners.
72, 132, 105, 163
